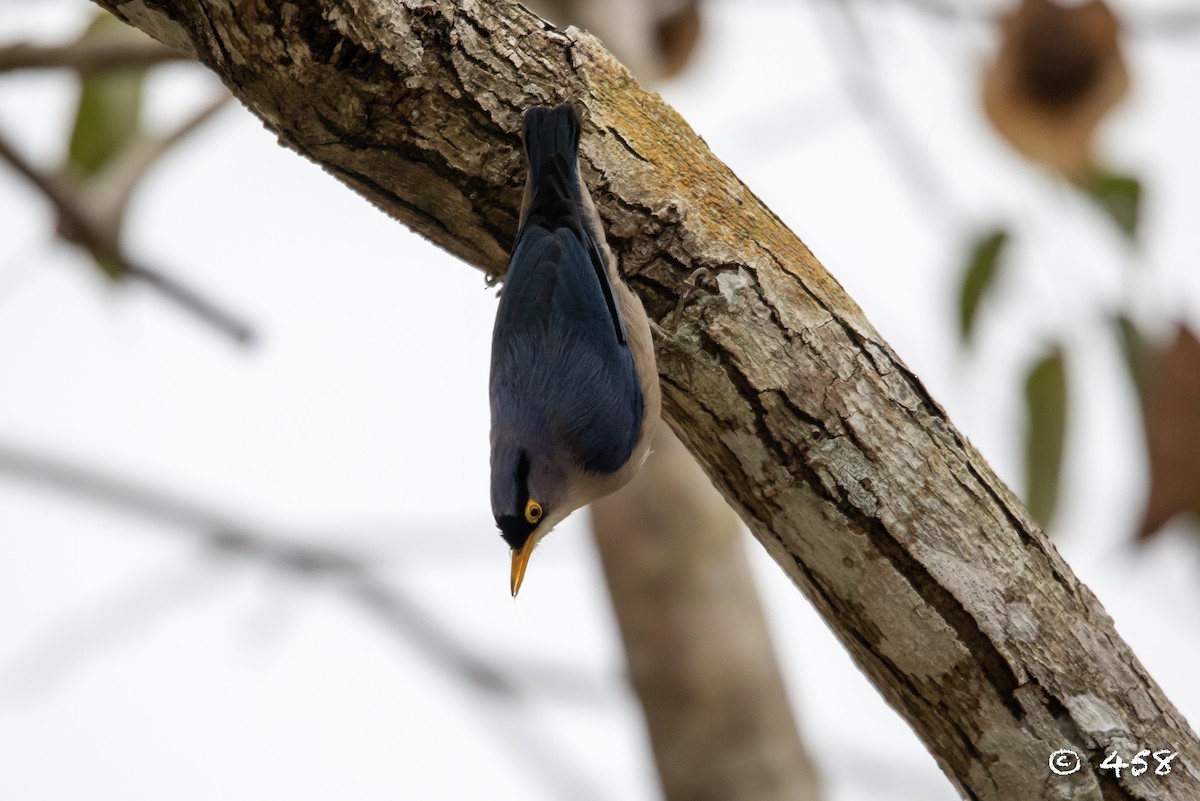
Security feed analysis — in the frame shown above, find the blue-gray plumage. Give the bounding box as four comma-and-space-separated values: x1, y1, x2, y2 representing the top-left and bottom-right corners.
490, 105, 660, 596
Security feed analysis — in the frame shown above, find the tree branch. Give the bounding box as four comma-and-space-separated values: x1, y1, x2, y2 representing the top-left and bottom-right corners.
88, 1, 1200, 798
93, 91, 233, 230
833, 0, 1200, 38
0, 125, 254, 344
0, 438, 612, 800
591, 427, 822, 801
0, 441, 603, 705
0, 39, 187, 74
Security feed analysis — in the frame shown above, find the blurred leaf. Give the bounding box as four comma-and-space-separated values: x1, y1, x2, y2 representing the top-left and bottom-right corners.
1024, 347, 1068, 529
958, 228, 1009, 344
1138, 325, 1200, 540
93, 253, 126, 281
1112, 313, 1150, 398
67, 13, 146, 177
1082, 170, 1142, 240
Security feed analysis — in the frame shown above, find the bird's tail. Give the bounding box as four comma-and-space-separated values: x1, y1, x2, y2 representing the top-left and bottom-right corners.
522, 104, 582, 200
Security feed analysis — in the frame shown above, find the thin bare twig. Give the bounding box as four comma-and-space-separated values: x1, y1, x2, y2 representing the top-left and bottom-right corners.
2, 561, 227, 701
808, 0, 965, 230
829, 0, 1200, 37
0, 39, 187, 74
829, 0, 998, 24
1124, 6, 1200, 38
0, 442, 606, 704
0, 439, 612, 801
0, 126, 254, 344
98, 92, 234, 226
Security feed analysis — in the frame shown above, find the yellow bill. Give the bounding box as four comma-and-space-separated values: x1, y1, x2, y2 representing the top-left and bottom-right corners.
510, 539, 536, 597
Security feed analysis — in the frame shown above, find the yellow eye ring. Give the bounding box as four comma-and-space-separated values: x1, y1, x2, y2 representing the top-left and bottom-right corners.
524, 499, 543, 524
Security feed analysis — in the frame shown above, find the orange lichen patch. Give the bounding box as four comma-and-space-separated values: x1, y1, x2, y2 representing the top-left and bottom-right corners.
575, 33, 863, 327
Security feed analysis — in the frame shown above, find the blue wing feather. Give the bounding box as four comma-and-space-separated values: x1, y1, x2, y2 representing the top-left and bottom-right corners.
492, 223, 642, 475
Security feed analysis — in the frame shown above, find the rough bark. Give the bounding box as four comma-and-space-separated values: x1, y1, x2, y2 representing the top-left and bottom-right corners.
90, 1, 1200, 799
591, 426, 822, 801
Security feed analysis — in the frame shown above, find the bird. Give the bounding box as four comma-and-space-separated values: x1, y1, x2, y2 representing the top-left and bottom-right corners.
490, 104, 660, 597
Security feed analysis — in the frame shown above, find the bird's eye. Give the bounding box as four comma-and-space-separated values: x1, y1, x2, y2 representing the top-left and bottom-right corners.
525, 499, 543, 524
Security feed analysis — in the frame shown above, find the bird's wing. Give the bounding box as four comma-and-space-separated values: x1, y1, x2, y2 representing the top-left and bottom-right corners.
497, 221, 613, 346
518, 153, 628, 346
493, 222, 643, 474
582, 225, 628, 346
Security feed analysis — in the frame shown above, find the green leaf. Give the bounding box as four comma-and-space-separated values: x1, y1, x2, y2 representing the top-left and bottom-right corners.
958, 228, 1009, 344
67, 13, 146, 177
1082, 170, 1142, 241
1112, 313, 1150, 400
1024, 347, 1068, 529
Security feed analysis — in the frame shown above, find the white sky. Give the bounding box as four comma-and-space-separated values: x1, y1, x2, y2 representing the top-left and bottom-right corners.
1, 2, 1198, 800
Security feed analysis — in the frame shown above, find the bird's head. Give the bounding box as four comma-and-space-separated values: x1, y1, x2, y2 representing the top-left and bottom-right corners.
491, 444, 577, 597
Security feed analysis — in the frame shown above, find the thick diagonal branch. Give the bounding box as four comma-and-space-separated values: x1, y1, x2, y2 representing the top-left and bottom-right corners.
90, 2, 1200, 799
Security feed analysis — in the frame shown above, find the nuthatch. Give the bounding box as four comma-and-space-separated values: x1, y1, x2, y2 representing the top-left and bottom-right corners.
490, 104, 661, 597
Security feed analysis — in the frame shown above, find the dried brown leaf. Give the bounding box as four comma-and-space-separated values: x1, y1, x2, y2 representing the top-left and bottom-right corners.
982, 0, 1128, 177
1139, 325, 1200, 539
654, 1, 701, 80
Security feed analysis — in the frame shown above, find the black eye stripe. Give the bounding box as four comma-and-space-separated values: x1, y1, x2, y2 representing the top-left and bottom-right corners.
515, 450, 531, 512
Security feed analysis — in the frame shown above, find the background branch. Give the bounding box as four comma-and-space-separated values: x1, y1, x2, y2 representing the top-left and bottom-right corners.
0, 125, 254, 344
0, 38, 186, 73
591, 427, 822, 801
836, 0, 1200, 36
0, 441, 603, 705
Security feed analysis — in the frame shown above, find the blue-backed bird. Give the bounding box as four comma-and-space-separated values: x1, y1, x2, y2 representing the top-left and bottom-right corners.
490, 104, 660, 597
